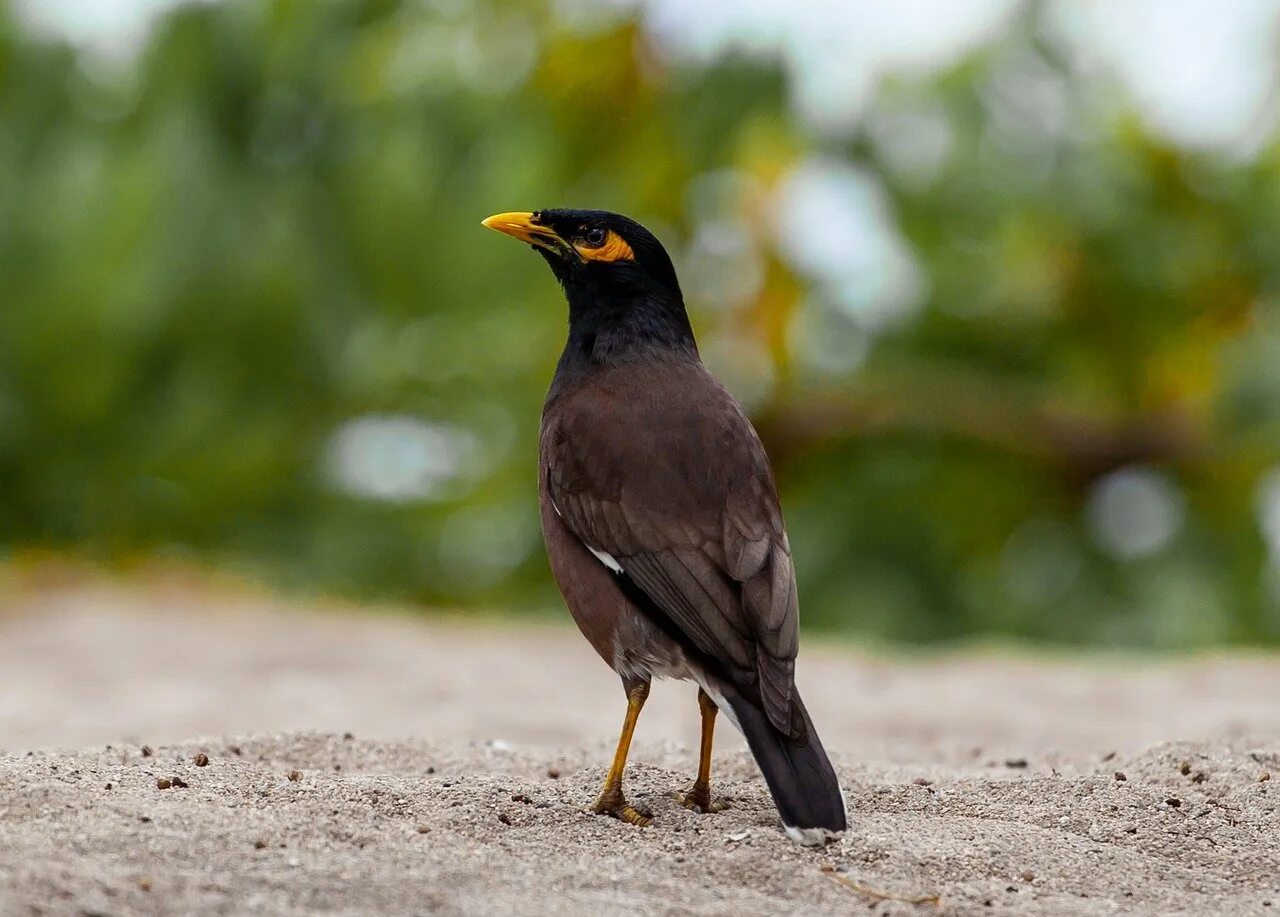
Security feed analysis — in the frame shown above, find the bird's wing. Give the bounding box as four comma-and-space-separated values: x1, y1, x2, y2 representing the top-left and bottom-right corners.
543, 363, 800, 734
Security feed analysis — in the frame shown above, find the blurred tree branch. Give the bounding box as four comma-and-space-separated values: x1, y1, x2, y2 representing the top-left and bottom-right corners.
756, 373, 1204, 488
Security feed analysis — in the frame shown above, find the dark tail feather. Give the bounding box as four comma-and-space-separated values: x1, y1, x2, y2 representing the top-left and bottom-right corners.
715, 680, 847, 844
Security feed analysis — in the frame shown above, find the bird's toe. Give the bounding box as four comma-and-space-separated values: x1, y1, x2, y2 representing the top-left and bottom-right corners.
618, 804, 652, 827
677, 784, 730, 814
592, 792, 653, 826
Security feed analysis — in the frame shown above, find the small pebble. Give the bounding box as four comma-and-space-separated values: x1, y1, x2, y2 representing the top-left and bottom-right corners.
547, 767, 561, 780
417, 825, 430, 834
254, 840, 267, 850
288, 770, 302, 782
1165, 798, 1182, 808
139, 880, 152, 892
141, 746, 154, 758
1179, 762, 1191, 776
1261, 773, 1271, 783
193, 753, 209, 767
171, 776, 189, 788
156, 778, 172, 790
1114, 772, 1127, 782
498, 812, 513, 825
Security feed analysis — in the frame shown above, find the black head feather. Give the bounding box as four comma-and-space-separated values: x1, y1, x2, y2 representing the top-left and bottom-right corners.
529, 208, 696, 367
530, 209, 681, 297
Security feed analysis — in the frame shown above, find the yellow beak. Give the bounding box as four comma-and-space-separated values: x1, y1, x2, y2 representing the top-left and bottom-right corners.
481, 211, 563, 249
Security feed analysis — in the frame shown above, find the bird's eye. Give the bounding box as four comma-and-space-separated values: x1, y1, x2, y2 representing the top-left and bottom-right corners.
583, 227, 607, 248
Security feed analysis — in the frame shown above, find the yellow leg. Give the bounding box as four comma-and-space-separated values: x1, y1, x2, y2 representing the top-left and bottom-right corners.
679, 688, 729, 813
592, 680, 652, 826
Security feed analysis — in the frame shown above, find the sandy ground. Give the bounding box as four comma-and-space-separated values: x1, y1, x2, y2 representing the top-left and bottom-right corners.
1, 576, 1279, 915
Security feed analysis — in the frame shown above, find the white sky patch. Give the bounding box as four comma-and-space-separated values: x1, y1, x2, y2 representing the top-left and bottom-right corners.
323, 415, 479, 503
1085, 466, 1186, 561
17, 0, 1280, 158
1046, 0, 1280, 155
14, 0, 217, 61
774, 157, 924, 331
644, 0, 1018, 135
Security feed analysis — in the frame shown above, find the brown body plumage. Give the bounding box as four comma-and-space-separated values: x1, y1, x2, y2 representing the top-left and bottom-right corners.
541, 355, 799, 730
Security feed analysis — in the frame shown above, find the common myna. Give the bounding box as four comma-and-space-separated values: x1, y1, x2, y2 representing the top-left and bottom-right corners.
482, 208, 847, 844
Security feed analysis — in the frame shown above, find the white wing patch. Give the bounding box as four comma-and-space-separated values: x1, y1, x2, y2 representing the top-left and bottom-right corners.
587, 545, 623, 574
551, 497, 624, 575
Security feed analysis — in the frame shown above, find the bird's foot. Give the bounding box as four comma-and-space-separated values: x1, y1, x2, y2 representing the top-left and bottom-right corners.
677, 781, 730, 814
592, 788, 652, 826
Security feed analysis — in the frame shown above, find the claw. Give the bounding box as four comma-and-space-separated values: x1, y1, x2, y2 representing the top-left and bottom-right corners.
615, 804, 653, 827
593, 793, 653, 826
588, 783, 650, 829
677, 783, 730, 814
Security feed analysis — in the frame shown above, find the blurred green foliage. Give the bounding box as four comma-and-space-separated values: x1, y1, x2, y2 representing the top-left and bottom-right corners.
2, 0, 1280, 645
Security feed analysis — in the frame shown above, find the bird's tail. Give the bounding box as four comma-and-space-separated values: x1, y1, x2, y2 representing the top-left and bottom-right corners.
710, 679, 847, 845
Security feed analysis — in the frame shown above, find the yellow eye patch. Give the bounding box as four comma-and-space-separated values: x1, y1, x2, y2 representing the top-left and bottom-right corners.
575, 230, 635, 263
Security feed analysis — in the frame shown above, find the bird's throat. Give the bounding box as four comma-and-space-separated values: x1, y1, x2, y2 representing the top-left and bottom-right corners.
562, 304, 697, 373
558, 284, 698, 375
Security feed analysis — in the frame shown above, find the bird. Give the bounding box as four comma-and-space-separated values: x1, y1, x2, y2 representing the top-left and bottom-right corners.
481, 208, 847, 844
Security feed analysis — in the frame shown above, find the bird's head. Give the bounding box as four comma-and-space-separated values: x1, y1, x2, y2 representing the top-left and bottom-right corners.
482, 209, 680, 299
